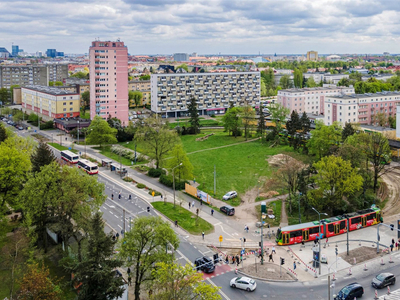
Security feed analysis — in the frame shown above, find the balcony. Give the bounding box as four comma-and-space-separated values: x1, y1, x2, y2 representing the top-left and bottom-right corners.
95, 103, 101, 107
161, 108, 167, 111
157, 83, 163, 87
161, 78, 166, 81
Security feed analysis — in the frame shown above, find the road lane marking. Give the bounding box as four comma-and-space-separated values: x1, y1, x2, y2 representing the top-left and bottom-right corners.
206, 278, 230, 300
216, 224, 235, 238
176, 249, 191, 264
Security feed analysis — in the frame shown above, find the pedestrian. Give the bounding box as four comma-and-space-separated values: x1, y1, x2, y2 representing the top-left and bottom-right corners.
189, 202, 191, 209
112, 235, 116, 242
269, 253, 274, 262
118, 192, 121, 200
396, 242, 398, 251
202, 231, 205, 240
200, 200, 203, 206
390, 243, 394, 252
111, 193, 114, 200
65, 137, 67, 141
127, 267, 131, 276
128, 275, 132, 286
236, 255, 240, 266
175, 220, 178, 227
244, 225, 248, 233
116, 232, 119, 239
211, 209, 214, 216
272, 246, 276, 254
294, 261, 297, 270
129, 194, 132, 200
225, 256, 229, 264
392, 238, 395, 245
192, 201, 195, 208
196, 208, 199, 216
232, 256, 235, 264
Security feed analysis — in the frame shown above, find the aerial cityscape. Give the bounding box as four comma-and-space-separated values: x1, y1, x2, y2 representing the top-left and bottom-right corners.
1, 1, 400, 300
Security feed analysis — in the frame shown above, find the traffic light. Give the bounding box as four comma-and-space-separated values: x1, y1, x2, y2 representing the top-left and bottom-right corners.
391, 224, 394, 231
147, 206, 150, 213
243, 237, 246, 243
335, 248, 338, 256
259, 242, 262, 247
280, 257, 285, 265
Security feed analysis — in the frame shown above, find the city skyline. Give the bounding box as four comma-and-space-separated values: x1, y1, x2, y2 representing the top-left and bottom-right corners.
2, 0, 400, 55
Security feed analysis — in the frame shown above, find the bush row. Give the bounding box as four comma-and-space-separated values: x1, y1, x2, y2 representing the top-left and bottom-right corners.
110, 145, 146, 163
147, 168, 166, 178
159, 174, 187, 190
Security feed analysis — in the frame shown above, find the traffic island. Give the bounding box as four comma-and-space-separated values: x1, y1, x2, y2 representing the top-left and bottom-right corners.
238, 263, 297, 282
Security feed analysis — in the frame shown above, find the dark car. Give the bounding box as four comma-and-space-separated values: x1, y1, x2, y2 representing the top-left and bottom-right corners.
194, 256, 215, 273
372, 273, 395, 289
334, 283, 363, 300
220, 205, 235, 216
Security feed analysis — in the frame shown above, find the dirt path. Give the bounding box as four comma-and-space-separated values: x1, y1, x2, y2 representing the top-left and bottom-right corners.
381, 167, 400, 216
186, 137, 261, 155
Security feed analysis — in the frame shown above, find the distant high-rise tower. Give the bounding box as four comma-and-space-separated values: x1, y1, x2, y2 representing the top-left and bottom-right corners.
306, 51, 318, 61
173, 53, 189, 62
12, 45, 19, 57
89, 40, 129, 125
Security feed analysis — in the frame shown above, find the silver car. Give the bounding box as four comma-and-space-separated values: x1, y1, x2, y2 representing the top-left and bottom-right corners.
222, 191, 237, 200
230, 276, 257, 292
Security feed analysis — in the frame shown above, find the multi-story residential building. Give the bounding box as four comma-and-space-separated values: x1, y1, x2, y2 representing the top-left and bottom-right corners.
48, 64, 69, 83
397, 103, 400, 139
150, 72, 261, 117
0, 65, 48, 88
173, 53, 189, 62
306, 51, 318, 61
0, 47, 11, 59
277, 85, 355, 115
21, 85, 80, 121
324, 91, 400, 126
89, 40, 129, 125
128, 79, 150, 106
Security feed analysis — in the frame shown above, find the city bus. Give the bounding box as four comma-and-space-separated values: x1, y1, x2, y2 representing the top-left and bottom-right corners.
276, 206, 382, 245
77, 159, 99, 175
60, 150, 79, 164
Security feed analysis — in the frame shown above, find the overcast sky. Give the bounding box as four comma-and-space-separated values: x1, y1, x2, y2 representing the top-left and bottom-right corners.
2, 0, 400, 55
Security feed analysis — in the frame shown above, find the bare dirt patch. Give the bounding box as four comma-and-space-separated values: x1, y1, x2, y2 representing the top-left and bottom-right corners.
339, 246, 385, 265
381, 169, 400, 216
240, 262, 294, 281
266, 154, 304, 168
259, 191, 279, 199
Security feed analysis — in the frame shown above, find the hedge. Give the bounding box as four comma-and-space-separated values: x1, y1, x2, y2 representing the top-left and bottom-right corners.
159, 174, 187, 190
148, 168, 166, 178
136, 183, 146, 189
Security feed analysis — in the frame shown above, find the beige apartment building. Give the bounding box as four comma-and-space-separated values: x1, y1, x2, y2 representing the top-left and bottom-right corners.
128, 79, 150, 106
150, 72, 260, 117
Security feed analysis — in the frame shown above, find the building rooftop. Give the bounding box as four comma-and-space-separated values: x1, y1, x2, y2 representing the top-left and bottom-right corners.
23, 85, 79, 96
279, 86, 351, 93
327, 91, 400, 100
359, 124, 395, 132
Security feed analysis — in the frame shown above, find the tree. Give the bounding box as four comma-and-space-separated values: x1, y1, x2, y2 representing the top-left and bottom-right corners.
257, 106, 265, 138
300, 112, 311, 143
150, 262, 221, 300
129, 90, 143, 107
176, 64, 189, 72
167, 144, 193, 182
373, 112, 388, 127
311, 156, 363, 214
139, 74, 150, 80
279, 75, 291, 89
240, 105, 255, 140
365, 133, 391, 192
307, 120, 341, 159
388, 115, 396, 129
70, 71, 89, 79
0, 141, 31, 207
341, 122, 355, 141
222, 107, 242, 137
187, 97, 201, 134
86, 116, 118, 147
30, 141, 56, 174
81, 90, 90, 108
135, 116, 179, 169
269, 103, 290, 143
0, 123, 7, 143
337, 77, 350, 87
293, 69, 303, 88
118, 216, 180, 300
18, 263, 62, 300
286, 110, 301, 149
306, 77, 317, 87
0, 88, 10, 104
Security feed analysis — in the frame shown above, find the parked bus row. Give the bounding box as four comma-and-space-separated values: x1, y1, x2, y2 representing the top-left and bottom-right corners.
60, 151, 98, 175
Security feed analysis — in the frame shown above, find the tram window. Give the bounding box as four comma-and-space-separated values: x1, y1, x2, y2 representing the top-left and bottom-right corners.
367, 213, 376, 221
290, 230, 302, 238
310, 227, 319, 234
351, 217, 361, 224
340, 220, 346, 229
328, 224, 334, 232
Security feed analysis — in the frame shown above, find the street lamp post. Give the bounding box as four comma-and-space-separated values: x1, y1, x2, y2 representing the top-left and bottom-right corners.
327, 257, 341, 300
77, 120, 80, 145
172, 163, 182, 208
312, 207, 328, 276
298, 192, 302, 224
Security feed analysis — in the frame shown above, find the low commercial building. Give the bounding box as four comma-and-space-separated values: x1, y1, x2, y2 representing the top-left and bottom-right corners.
277, 85, 355, 115
21, 85, 80, 121
150, 72, 260, 117
324, 91, 400, 126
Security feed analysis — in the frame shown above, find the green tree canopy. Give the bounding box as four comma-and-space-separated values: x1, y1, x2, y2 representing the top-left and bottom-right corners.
240, 105, 256, 140
150, 262, 221, 300
307, 120, 341, 159
167, 144, 193, 182
279, 75, 291, 89
0, 123, 7, 143
129, 90, 143, 107
81, 90, 90, 108
70, 71, 89, 79
118, 216, 180, 300
30, 141, 56, 174
306, 76, 317, 87
293, 68, 303, 88
222, 106, 242, 137
86, 116, 118, 147
187, 97, 201, 134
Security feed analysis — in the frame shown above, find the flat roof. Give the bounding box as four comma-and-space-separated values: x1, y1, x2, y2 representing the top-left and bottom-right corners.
22, 85, 79, 96
327, 91, 400, 100
152, 71, 259, 77
279, 86, 351, 93
360, 125, 395, 132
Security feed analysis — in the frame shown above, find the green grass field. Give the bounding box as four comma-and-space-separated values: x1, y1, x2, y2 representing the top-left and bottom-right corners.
48, 143, 78, 154
168, 119, 223, 129
93, 146, 134, 166
152, 201, 214, 235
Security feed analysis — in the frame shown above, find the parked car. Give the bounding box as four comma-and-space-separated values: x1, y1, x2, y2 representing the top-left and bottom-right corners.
194, 257, 215, 273
17, 126, 23, 130
230, 276, 257, 292
372, 273, 395, 289
222, 191, 237, 200
334, 283, 364, 300
220, 205, 235, 216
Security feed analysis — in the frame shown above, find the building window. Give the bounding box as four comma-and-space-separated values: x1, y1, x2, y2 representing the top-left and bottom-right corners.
63, 102, 66, 105
63, 108, 66, 111
70, 102, 73, 105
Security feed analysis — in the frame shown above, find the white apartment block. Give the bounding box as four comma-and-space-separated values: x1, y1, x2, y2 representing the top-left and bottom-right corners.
324, 91, 400, 126
277, 85, 355, 116
150, 72, 260, 117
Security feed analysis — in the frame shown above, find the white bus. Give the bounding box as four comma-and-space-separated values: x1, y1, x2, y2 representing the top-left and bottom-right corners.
60, 150, 79, 164
77, 159, 99, 175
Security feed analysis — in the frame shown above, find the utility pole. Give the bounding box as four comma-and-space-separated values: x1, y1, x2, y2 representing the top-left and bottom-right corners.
214, 165, 216, 197
123, 209, 126, 234
346, 217, 349, 256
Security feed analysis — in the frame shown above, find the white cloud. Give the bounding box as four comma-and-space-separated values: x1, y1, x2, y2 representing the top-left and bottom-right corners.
1, 0, 400, 54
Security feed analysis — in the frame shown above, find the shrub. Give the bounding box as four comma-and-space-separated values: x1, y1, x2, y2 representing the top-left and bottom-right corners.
159, 174, 187, 190
135, 165, 149, 173
148, 168, 165, 178
123, 176, 134, 182
40, 120, 54, 130
148, 189, 162, 196
210, 114, 216, 118
136, 183, 146, 189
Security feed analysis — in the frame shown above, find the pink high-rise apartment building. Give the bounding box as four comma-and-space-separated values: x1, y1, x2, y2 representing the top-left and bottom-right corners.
89, 40, 129, 125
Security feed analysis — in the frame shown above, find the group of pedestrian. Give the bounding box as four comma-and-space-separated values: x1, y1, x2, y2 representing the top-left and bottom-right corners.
390, 238, 400, 252
231, 255, 241, 266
